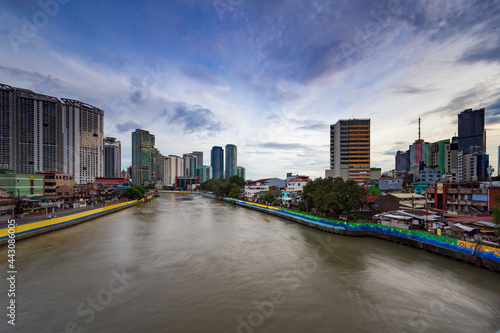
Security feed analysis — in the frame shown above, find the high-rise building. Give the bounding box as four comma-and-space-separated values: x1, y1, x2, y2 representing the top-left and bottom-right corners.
211, 146, 224, 179
104, 137, 121, 178
164, 155, 184, 187
329, 119, 370, 181
237, 166, 246, 180
192, 151, 203, 168
457, 108, 485, 152
457, 146, 489, 182
131, 129, 156, 186
426, 140, 449, 174
197, 165, 213, 183
443, 140, 458, 182
0, 84, 63, 174
183, 153, 197, 177
155, 148, 164, 185
395, 150, 410, 172
62, 99, 104, 184
225, 144, 237, 179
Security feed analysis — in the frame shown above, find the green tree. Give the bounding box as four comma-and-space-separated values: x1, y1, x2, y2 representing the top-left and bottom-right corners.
228, 184, 242, 199
262, 193, 276, 204
229, 175, 245, 188
124, 186, 146, 200
302, 177, 367, 219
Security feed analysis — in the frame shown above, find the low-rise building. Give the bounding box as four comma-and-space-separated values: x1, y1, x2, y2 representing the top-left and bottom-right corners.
426, 182, 500, 214
0, 169, 44, 197
39, 171, 74, 196
378, 178, 403, 192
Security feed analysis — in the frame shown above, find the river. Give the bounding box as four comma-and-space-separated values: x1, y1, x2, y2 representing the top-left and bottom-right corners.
1, 194, 499, 332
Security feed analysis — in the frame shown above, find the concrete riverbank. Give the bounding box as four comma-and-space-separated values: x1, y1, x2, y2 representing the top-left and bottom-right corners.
0, 196, 153, 245
198, 193, 500, 272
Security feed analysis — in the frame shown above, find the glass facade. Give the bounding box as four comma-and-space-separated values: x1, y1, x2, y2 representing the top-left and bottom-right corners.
131, 129, 156, 186
225, 144, 237, 179
211, 146, 224, 180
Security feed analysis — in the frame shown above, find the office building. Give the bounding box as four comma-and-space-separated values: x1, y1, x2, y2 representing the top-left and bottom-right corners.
225, 144, 237, 179
457, 147, 489, 182
457, 108, 485, 152
131, 129, 156, 186
237, 166, 246, 180
104, 137, 121, 178
211, 146, 224, 179
395, 150, 409, 172
164, 155, 184, 187
329, 119, 370, 181
192, 151, 203, 168
197, 165, 213, 184
0, 83, 63, 174
426, 140, 448, 174
62, 99, 104, 184
183, 153, 197, 177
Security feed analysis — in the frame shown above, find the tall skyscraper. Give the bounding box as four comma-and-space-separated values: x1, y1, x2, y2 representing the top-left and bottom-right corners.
104, 137, 121, 177
329, 119, 370, 181
62, 99, 104, 184
131, 129, 156, 186
395, 150, 409, 172
192, 151, 203, 168
155, 148, 164, 185
458, 108, 485, 152
211, 146, 224, 179
183, 153, 198, 177
237, 166, 246, 180
197, 165, 213, 183
164, 155, 184, 187
0, 83, 63, 174
225, 144, 237, 179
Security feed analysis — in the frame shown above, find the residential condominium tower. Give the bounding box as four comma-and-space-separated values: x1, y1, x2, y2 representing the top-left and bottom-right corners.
211, 146, 224, 179
62, 99, 104, 184
163, 155, 184, 187
131, 129, 156, 186
104, 137, 121, 178
0, 83, 63, 174
328, 119, 370, 181
225, 144, 237, 179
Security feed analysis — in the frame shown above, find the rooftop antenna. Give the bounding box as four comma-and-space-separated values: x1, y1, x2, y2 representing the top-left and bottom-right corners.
418, 117, 421, 140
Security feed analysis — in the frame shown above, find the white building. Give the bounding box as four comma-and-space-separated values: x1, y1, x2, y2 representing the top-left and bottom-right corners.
164, 155, 184, 187
61, 99, 104, 184
286, 179, 309, 191
244, 185, 269, 200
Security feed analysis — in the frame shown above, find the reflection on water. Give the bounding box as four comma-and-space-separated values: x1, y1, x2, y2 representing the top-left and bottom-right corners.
1, 194, 499, 333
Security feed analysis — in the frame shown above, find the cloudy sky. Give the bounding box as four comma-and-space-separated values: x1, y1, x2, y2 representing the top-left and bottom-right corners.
1, 0, 500, 179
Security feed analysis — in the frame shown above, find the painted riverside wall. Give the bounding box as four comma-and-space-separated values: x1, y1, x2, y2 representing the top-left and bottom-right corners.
198, 193, 500, 271
0, 198, 149, 245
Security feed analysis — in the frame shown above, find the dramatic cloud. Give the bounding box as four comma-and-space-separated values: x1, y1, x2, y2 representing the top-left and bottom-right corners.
165, 103, 224, 136
116, 121, 142, 133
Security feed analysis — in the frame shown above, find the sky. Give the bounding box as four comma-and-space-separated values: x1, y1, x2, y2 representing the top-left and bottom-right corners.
1, 0, 500, 180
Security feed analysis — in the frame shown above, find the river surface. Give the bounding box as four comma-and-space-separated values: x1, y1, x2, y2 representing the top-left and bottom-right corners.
1, 194, 500, 333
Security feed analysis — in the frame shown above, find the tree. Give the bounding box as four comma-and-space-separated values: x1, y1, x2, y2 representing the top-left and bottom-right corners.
124, 186, 145, 200
493, 208, 500, 238
262, 193, 276, 204
229, 175, 245, 188
301, 177, 368, 219
228, 184, 242, 199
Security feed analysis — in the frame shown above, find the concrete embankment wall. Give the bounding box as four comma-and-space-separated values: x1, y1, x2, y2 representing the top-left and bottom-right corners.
0, 197, 151, 245
198, 193, 500, 272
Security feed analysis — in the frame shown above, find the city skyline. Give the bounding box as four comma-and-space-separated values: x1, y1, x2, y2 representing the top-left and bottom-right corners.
1, 1, 499, 179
